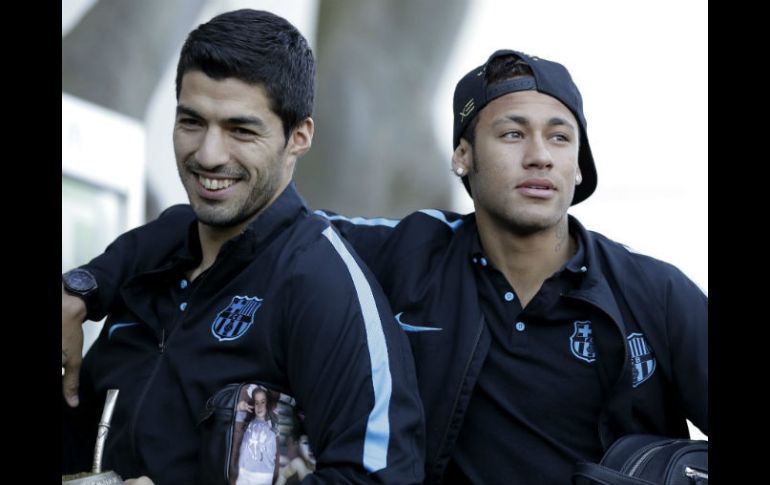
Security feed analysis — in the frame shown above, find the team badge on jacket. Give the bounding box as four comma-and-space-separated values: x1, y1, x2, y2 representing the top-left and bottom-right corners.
627, 332, 656, 387
211, 296, 263, 342
570, 320, 596, 363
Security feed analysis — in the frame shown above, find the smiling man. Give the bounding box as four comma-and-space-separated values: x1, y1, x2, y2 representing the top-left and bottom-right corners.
63, 48, 707, 484
60, 10, 424, 485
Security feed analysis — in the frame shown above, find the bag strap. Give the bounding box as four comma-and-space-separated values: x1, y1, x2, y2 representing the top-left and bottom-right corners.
572, 462, 657, 485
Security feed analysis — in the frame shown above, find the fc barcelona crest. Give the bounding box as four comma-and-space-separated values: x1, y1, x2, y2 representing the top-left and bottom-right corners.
627, 332, 656, 387
211, 296, 263, 342
570, 320, 596, 363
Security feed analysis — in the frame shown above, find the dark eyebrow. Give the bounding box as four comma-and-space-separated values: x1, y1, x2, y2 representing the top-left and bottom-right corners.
225, 115, 266, 128
493, 115, 576, 132
176, 104, 266, 128
546, 117, 576, 131
176, 105, 202, 119
492, 115, 530, 127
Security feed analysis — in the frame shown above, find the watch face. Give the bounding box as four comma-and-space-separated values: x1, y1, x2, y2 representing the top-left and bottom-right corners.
64, 269, 97, 293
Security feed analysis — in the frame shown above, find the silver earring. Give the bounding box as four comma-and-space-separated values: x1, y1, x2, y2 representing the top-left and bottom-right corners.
576, 173, 582, 185
455, 167, 465, 177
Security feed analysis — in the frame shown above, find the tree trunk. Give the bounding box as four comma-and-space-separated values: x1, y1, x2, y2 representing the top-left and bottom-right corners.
296, 0, 470, 217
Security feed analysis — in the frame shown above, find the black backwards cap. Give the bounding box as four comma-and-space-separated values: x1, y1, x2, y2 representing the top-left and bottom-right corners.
452, 49, 597, 205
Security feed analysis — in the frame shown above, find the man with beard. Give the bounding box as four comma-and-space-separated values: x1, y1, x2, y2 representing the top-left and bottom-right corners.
61, 9, 424, 485
63, 48, 707, 483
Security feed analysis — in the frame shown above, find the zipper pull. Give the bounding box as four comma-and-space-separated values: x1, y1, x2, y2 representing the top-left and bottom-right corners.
159, 328, 166, 353
684, 466, 708, 480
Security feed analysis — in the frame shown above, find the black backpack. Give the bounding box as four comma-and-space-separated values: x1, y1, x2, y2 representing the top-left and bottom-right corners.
572, 434, 708, 485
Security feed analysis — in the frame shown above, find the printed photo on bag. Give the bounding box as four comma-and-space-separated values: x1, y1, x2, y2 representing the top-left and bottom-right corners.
276, 411, 315, 485
228, 383, 315, 485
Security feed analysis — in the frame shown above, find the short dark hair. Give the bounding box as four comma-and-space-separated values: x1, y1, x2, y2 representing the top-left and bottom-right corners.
175, 9, 315, 141
459, 55, 533, 147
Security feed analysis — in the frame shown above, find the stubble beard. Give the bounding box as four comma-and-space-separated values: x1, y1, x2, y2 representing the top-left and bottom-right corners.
181, 161, 282, 229
472, 145, 567, 236
192, 188, 273, 228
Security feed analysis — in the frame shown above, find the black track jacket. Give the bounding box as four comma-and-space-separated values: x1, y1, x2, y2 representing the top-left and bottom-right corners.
62, 185, 426, 484
69, 203, 707, 484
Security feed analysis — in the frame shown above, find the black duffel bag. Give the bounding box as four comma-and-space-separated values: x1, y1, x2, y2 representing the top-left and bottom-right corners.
572, 434, 708, 485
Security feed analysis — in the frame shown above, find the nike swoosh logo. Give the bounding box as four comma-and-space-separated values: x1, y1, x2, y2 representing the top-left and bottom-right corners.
394, 312, 442, 333
108, 322, 140, 339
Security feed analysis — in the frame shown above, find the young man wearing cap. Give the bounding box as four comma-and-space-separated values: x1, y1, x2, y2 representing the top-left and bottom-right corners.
63, 49, 707, 483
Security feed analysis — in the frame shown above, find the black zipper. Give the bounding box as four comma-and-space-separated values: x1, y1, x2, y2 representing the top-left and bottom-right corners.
626, 442, 667, 476
128, 349, 167, 464
432, 315, 485, 482
128, 275, 204, 464
158, 328, 166, 353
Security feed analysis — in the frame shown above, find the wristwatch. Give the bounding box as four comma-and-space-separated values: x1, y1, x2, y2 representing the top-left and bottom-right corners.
62, 268, 98, 299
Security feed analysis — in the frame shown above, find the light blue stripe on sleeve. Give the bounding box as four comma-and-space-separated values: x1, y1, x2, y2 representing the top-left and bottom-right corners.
418, 209, 464, 232
322, 226, 391, 472
315, 210, 400, 227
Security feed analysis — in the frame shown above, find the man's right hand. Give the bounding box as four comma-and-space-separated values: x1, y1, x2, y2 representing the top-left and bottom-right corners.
62, 284, 86, 408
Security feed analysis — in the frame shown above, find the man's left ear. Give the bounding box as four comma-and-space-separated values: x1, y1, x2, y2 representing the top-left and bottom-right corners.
288, 117, 314, 157
575, 168, 583, 186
